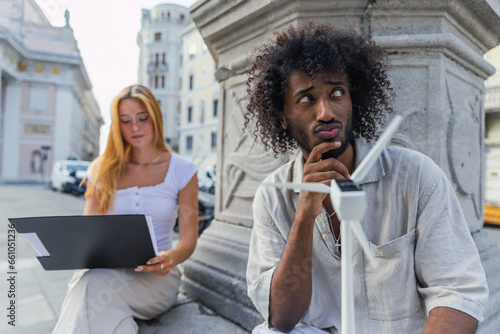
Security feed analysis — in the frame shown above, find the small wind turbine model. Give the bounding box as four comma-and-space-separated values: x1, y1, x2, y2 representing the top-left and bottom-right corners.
264, 115, 403, 334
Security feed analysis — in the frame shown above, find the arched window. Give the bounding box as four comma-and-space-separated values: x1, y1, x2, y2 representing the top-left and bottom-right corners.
31, 151, 42, 174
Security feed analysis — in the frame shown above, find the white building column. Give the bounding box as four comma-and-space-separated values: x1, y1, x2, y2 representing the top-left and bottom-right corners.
1, 80, 21, 181
0, 71, 3, 176
53, 85, 73, 161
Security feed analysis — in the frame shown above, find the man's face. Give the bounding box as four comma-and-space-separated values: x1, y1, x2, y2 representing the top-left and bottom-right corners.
281, 70, 354, 160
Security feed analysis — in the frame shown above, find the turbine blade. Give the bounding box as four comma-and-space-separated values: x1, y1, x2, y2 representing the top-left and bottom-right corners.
351, 115, 403, 183
349, 220, 378, 268
262, 182, 331, 194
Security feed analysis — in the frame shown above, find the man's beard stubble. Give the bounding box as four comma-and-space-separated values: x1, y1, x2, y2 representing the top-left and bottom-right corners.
287, 117, 354, 161
320, 130, 354, 160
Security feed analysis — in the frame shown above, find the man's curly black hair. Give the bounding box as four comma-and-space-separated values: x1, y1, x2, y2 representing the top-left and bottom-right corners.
244, 21, 393, 156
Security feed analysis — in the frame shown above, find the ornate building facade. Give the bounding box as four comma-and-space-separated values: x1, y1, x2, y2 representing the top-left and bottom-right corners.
0, 0, 102, 183
136, 3, 191, 151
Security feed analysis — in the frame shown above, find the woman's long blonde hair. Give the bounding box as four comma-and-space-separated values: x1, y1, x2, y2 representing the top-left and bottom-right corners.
85, 84, 170, 214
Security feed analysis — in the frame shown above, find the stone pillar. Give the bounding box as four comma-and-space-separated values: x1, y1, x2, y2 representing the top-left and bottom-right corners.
0, 71, 3, 177
183, 0, 500, 331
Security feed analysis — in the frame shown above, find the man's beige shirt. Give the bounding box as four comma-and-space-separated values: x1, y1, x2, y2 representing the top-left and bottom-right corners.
247, 137, 488, 333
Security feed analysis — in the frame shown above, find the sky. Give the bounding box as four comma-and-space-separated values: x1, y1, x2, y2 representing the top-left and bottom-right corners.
34, 0, 198, 152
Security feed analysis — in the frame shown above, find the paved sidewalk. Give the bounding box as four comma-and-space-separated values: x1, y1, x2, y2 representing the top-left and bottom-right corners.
0, 257, 73, 333
138, 293, 249, 334
0, 256, 249, 334
0, 184, 249, 333
485, 226, 500, 247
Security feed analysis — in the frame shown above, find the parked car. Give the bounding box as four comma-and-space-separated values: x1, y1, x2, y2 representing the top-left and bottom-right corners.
174, 166, 216, 235
197, 189, 215, 233
198, 166, 216, 194
50, 160, 91, 195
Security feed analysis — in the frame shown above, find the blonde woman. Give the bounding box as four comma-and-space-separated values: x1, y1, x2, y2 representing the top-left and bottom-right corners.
53, 84, 199, 333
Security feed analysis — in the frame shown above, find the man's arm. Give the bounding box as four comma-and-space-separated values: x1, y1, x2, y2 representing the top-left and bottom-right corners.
424, 307, 478, 334
269, 142, 349, 332
414, 156, 488, 332
269, 211, 315, 332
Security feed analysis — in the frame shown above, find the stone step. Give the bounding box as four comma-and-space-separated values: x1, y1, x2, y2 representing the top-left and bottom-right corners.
137, 293, 249, 334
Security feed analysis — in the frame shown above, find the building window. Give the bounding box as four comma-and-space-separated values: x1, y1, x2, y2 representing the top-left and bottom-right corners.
155, 75, 159, 88
180, 14, 185, 21
186, 135, 193, 151
162, 53, 166, 64
188, 42, 197, 59
187, 106, 193, 123
189, 75, 194, 90
30, 86, 47, 111
155, 32, 161, 41
211, 132, 217, 149
213, 99, 218, 117
155, 53, 159, 66
200, 101, 205, 124
161, 75, 165, 88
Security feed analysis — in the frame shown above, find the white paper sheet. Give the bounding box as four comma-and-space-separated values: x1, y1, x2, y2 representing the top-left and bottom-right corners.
22, 232, 50, 257
145, 216, 158, 255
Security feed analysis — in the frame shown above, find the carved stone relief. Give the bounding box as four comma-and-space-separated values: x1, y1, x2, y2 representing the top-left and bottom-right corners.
391, 110, 422, 150
219, 76, 292, 225
386, 64, 429, 153
445, 75, 483, 229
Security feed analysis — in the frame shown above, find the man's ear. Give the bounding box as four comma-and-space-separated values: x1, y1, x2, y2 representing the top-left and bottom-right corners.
280, 112, 288, 130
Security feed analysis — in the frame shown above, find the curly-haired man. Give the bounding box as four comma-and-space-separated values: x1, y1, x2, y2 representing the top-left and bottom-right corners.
245, 22, 488, 334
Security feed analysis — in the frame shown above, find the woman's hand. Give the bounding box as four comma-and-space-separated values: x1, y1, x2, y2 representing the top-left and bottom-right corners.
135, 250, 176, 276
134, 174, 199, 276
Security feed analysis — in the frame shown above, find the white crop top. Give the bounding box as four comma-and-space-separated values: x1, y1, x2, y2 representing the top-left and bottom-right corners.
110, 154, 197, 251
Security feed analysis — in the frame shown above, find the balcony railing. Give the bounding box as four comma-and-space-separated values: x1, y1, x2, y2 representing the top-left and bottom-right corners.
485, 86, 500, 112
147, 62, 168, 73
